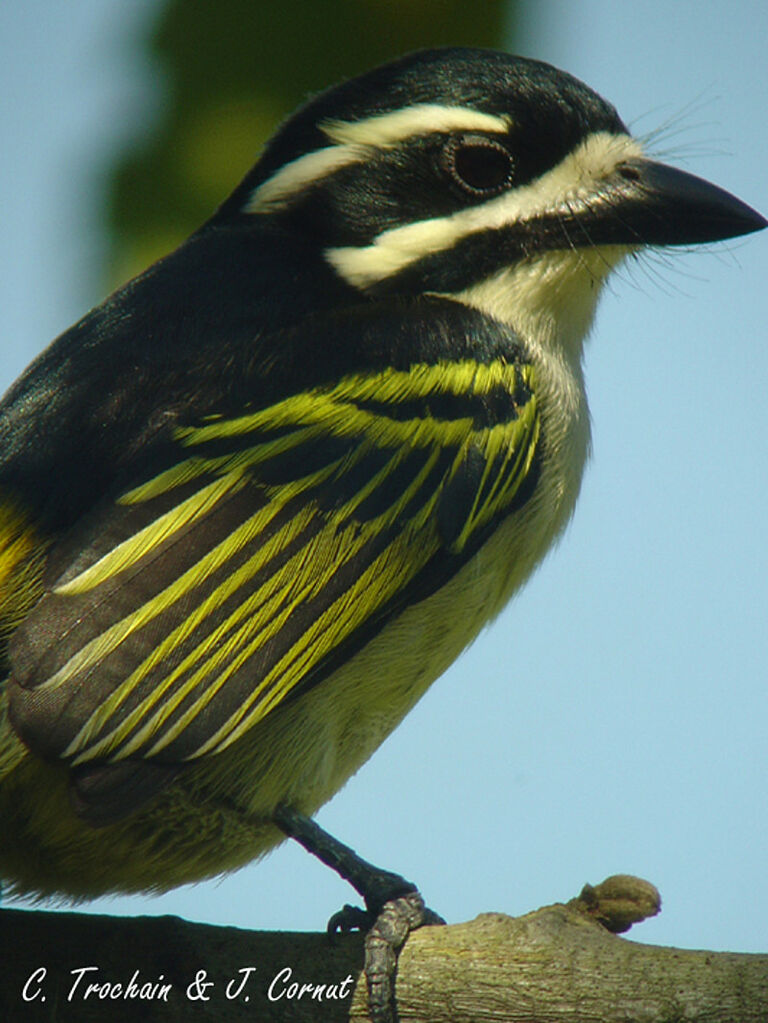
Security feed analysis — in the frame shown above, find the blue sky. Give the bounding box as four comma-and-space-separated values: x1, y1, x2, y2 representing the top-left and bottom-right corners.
0, 1, 765, 956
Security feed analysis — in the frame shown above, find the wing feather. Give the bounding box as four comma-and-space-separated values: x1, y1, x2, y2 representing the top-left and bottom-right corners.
8, 358, 539, 766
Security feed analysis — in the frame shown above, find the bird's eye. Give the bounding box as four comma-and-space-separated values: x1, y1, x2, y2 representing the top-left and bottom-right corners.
444, 135, 514, 196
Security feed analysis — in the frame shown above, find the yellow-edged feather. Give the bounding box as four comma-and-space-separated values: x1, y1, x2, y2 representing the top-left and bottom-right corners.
11, 358, 539, 775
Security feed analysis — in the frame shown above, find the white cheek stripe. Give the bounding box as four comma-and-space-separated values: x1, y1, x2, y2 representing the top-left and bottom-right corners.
325, 131, 644, 289
249, 103, 511, 213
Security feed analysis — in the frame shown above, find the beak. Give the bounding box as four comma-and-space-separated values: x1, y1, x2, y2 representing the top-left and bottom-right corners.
558, 158, 767, 248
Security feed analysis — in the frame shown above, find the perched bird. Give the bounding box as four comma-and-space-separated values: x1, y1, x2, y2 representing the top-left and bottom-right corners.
0, 46, 764, 1016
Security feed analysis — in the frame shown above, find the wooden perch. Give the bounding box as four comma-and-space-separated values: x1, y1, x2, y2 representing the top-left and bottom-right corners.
1, 875, 766, 1021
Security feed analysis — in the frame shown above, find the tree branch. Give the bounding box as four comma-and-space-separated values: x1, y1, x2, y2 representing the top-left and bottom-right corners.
1, 875, 766, 1021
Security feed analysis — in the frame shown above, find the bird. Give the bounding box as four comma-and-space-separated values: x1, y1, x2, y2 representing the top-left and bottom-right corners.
0, 46, 764, 1020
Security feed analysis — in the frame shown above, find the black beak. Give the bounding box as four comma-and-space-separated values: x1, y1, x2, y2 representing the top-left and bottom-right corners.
561, 158, 767, 248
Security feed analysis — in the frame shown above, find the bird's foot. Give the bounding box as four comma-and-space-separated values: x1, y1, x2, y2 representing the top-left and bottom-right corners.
361, 890, 445, 1023
328, 890, 445, 1022
273, 804, 444, 1022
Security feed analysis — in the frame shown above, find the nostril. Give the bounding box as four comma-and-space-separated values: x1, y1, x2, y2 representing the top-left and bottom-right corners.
617, 164, 641, 182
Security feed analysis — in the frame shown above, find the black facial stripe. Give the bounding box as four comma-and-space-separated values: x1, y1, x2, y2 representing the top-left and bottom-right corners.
270, 128, 625, 250
358, 182, 670, 298
358, 217, 571, 296
281, 133, 467, 245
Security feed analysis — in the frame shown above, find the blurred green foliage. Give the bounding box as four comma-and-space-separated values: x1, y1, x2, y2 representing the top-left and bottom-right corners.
107, 0, 516, 284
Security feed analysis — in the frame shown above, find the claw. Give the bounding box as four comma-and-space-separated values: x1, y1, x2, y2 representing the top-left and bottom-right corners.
327, 902, 372, 938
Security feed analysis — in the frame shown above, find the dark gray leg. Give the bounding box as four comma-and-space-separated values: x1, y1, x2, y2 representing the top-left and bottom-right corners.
273, 804, 444, 1022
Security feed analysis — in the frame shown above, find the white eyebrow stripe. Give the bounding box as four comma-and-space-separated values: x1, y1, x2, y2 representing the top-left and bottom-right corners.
325, 131, 644, 288
321, 104, 511, 146
249, 103, 511, 213
249, 144, 369, 212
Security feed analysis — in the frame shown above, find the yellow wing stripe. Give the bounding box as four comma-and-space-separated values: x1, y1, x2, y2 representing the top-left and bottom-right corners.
57, 360, 530, 598
202, 413, 537, 758
55, 472, 247, 596
121, 424, 327, 504
63, 440, 378, 733
46, 493, 296, 701
0, 496, 47, 641
157, 432, 523, 762
42, 356, 538, 764
88, 514, 371, 761
195, 521, 434, 756
454, 402, 539, 551
177, 361, 525, 450
135, 448, 450, 759
144, 520, 371, 758
62, 497, 319, 759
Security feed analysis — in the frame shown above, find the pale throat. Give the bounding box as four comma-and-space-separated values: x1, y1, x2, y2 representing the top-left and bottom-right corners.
452, 245, 627, 359
443, 244, 632, 511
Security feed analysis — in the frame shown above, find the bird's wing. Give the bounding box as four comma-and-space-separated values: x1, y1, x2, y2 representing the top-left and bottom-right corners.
8, 357, 539, 768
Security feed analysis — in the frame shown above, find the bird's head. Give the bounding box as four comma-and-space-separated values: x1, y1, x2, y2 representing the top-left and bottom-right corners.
218, 48, 765, 351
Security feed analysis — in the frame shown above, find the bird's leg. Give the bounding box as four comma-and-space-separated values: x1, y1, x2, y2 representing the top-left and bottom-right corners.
273, 804, 444, 1023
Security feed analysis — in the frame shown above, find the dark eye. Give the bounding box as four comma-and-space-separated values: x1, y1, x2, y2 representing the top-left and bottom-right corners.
444, 135, 514, 196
